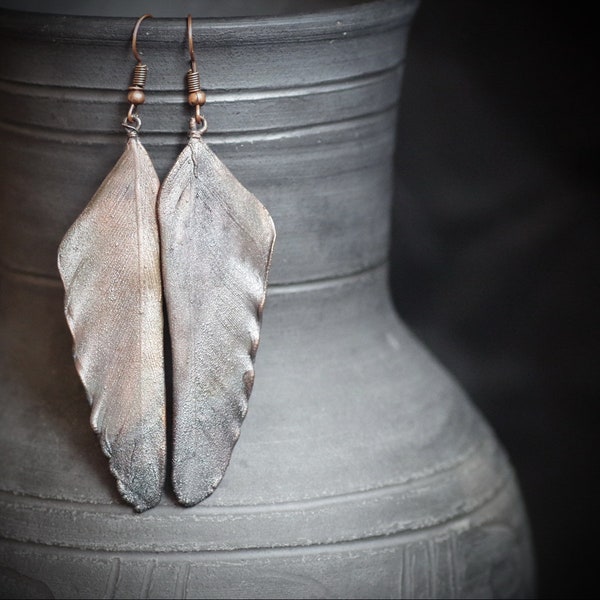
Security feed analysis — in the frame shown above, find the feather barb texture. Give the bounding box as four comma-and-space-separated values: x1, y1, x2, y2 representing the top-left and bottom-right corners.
159, 134, 275, 506
58, 135, 166, 512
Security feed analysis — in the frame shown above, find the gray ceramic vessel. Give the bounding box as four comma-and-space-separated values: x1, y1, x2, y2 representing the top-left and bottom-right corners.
0, 1, 534, 597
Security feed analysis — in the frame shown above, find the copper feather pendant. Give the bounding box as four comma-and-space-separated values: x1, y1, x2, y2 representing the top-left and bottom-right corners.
58, 135, 166, 512
158, 132, 275, 506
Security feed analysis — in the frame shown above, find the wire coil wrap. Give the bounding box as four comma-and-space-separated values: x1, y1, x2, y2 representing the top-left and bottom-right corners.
131, 63, 148, 89
187, 69, 201, 94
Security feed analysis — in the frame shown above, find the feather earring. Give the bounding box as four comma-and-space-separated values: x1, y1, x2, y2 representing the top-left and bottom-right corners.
57, 15, 166, 512
158, 15, 276, 506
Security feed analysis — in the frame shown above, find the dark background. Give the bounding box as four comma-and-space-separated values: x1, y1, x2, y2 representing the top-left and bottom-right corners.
390, 2, 598, 598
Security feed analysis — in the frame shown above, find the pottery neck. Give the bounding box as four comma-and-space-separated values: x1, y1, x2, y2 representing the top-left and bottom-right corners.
0, 1, 418, 288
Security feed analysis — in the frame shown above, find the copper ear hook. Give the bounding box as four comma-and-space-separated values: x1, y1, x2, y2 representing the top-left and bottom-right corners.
187, 14, 197, 72
126, 14, 153, 124
186, 14, 207, 129
131, 14, 152, 63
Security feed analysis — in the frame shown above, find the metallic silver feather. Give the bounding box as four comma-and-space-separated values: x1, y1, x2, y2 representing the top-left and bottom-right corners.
158, 132, 275, 506
58, 135, 165, 512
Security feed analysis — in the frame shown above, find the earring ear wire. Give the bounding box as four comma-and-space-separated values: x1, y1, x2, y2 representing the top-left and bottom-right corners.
126, 14, 153, 125
185, 15, 208, 131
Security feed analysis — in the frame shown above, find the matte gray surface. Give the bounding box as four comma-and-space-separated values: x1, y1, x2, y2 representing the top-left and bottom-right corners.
0, 2, 407, 284
0, 0, 369, 18
0, 1, 534, 597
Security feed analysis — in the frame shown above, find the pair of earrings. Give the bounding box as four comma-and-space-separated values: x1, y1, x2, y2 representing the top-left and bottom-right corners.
58, 15, 276, 512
